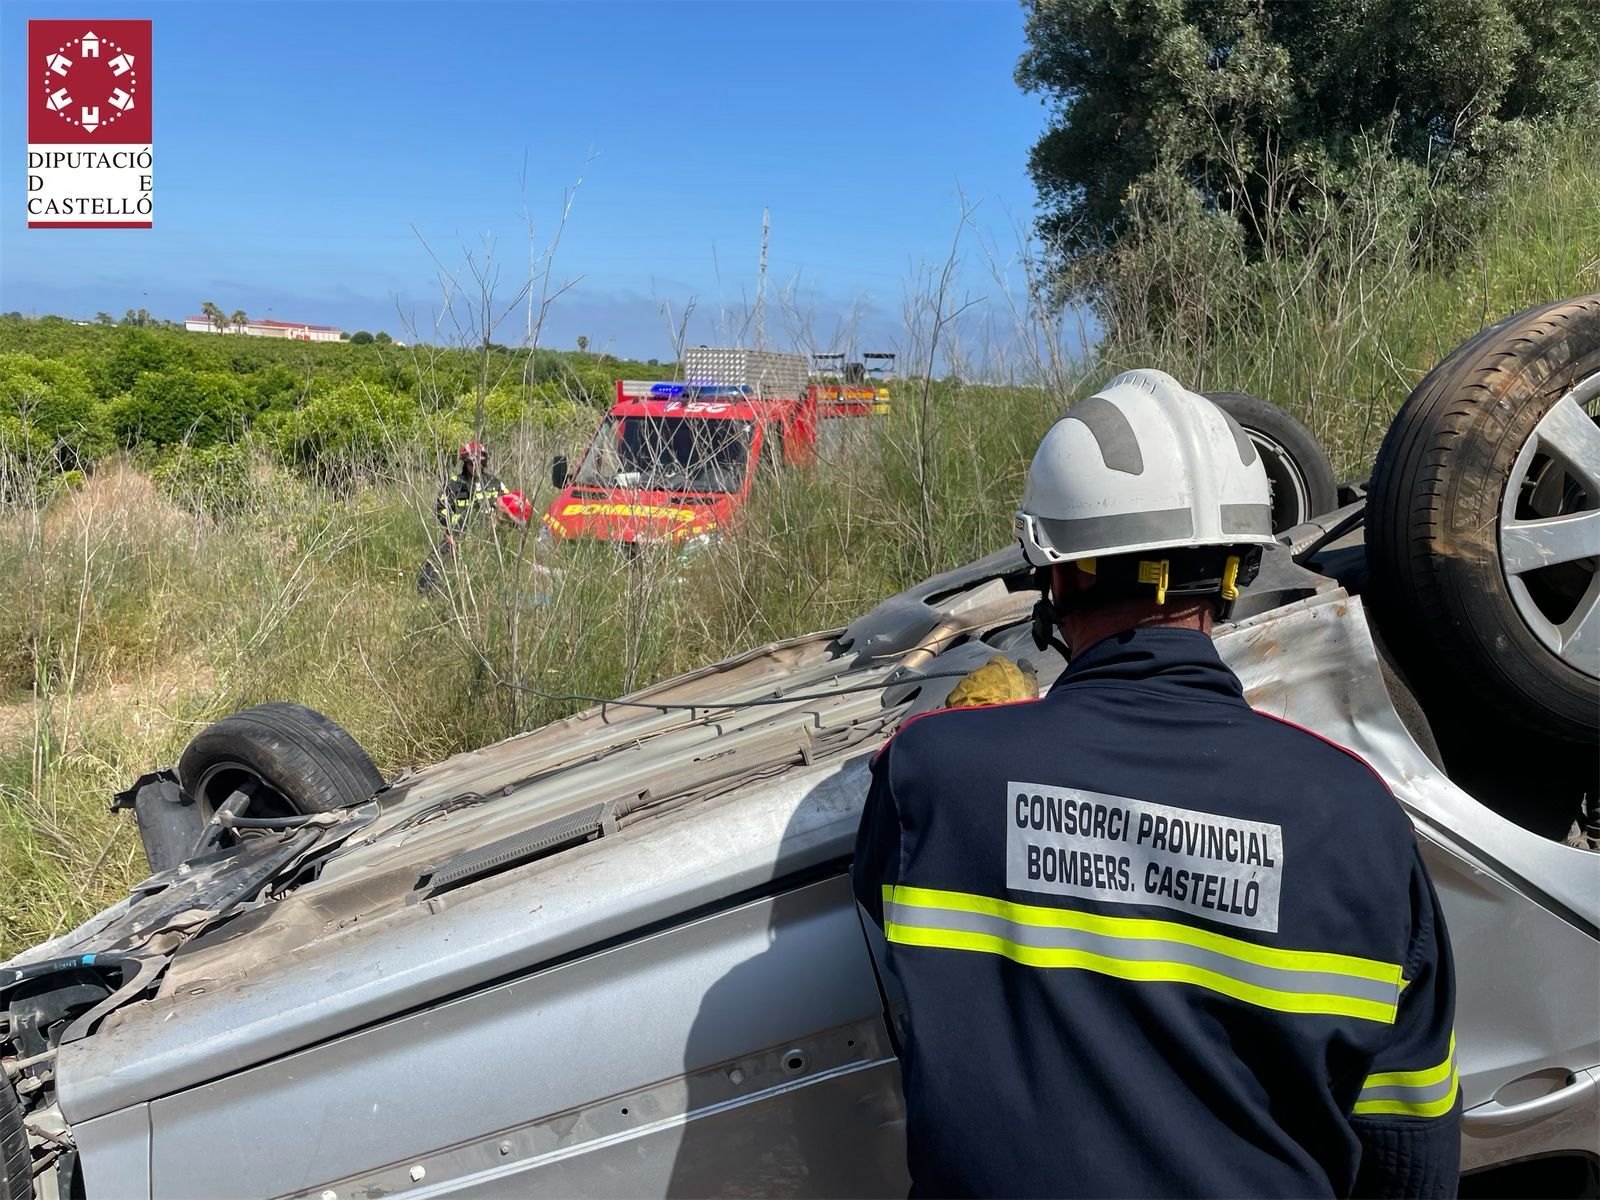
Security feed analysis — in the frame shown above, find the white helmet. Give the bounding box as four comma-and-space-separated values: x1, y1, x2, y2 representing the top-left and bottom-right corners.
1016, 369, 1275, 568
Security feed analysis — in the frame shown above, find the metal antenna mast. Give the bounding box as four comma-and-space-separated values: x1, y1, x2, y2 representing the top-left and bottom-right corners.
754, 206, 770, 350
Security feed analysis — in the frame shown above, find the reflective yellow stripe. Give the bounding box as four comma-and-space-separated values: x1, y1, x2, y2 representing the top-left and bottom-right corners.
1353, 1034, 1459, 1117
1352, 1076, 1459, 1118
1363, 1034, 1457, 1088
880, 884, 1402, 1023
884, 884, 1403, 985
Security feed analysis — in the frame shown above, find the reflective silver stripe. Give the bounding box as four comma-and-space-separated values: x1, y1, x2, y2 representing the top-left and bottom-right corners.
883, 901, 1399, 1007
1220, 503, 1273, 536
1354, 1035, 1459, 1117
880, 887, 1402, 1022
1357, 1075, 1457, 1105
1036, 508, 1196, 552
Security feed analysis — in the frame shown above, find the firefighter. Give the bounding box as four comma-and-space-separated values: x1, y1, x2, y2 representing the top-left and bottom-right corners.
854, 369, 1459, 1198
418, 442, 516, 593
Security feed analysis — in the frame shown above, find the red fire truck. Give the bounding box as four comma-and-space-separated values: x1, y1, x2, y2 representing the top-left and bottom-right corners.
541, 348, 891, 547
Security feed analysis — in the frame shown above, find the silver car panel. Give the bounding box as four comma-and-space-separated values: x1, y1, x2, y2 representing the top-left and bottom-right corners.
60, 756, 875, 1125
70, 1105, 150, 1200
325, 1021, 903, 1199
137, 877, 898, 1198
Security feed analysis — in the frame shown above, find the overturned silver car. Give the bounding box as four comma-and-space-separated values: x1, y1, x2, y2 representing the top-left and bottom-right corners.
4, 298, 1598, 1199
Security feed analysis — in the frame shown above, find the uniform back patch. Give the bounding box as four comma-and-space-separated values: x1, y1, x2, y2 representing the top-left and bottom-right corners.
1006, 782, 1284, 932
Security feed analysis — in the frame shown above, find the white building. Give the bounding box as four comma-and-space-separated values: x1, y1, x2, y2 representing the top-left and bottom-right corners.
185, 316, 343, 343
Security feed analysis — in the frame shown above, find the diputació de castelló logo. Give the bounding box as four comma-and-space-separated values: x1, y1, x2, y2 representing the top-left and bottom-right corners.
27, 19, 153, 228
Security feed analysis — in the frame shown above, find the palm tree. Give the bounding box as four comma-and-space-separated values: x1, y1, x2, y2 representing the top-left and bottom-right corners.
577, 335, 589, 355
95, 312, 113, 325
200, 301, 226, 331
230, 310, 247, 331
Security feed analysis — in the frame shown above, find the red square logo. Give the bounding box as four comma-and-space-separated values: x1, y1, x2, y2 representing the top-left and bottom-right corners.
28, 20, 152, 145
26, 19, 152, 227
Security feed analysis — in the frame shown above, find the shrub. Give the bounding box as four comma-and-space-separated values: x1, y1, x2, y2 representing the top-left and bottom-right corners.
106, 368, 249, 448
150, 440, 258, 515
475, 381, 580, 431
0, 353, 109, 467
274, 381, 419, 476
248, 363, 303, 414
95, 328, 180, 395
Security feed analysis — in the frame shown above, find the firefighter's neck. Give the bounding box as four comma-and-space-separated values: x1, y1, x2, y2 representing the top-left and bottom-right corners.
1060, 596, 1213, 657
1050, 565, 1213, 657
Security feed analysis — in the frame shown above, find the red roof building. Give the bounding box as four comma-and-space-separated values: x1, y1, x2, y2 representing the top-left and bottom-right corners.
185, 315, 342, 342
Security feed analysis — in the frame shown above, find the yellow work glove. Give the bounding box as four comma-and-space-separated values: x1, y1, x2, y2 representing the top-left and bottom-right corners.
945, 655, 1039, 709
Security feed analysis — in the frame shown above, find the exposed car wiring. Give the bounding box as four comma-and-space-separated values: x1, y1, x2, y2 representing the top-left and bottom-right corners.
1, 954, 132, 996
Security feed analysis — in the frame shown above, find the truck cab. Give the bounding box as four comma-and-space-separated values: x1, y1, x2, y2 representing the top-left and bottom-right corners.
542, 381, 811, 546
543, 347, 892, 548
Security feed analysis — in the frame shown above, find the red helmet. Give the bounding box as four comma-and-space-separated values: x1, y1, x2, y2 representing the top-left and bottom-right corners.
459, 441, 488, 466
495, 490, 532, 526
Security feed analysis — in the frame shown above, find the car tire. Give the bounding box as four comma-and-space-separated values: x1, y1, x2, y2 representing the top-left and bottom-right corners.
1366, 295, 1600, 741
178, 702, 383, 819
0, 1069, 31, 1200
1369, 626, 1445, 772
1203, 391, 1338, 532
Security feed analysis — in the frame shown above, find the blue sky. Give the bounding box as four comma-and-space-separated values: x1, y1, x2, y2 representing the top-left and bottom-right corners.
1, 1, 1053, 360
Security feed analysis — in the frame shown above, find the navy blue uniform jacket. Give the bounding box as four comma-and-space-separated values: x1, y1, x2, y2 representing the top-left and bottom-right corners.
853, 627, 1459, 1198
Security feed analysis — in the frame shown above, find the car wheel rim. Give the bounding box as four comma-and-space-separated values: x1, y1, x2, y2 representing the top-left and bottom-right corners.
1498, 370, 1600, 680
192, 760, 299, 820
1247, 428, 1311, 530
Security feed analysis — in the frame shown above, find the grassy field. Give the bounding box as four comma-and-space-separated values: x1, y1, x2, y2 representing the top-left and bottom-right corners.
1, 137, 1596, 958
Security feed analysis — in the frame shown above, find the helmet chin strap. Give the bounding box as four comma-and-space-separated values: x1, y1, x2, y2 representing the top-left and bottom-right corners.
1030, 583, 1072, 659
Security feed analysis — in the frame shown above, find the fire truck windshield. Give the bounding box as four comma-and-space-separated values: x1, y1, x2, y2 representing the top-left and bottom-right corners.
575, 415, 753, 494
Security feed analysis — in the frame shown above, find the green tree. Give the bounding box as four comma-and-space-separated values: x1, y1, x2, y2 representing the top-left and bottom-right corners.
230, 310, 248, 330
577, 335, 590, 354
1016, 0, 1600, 274
350, 330, 374, 345
374, 331, 393, 344
95, 312, 114, 326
